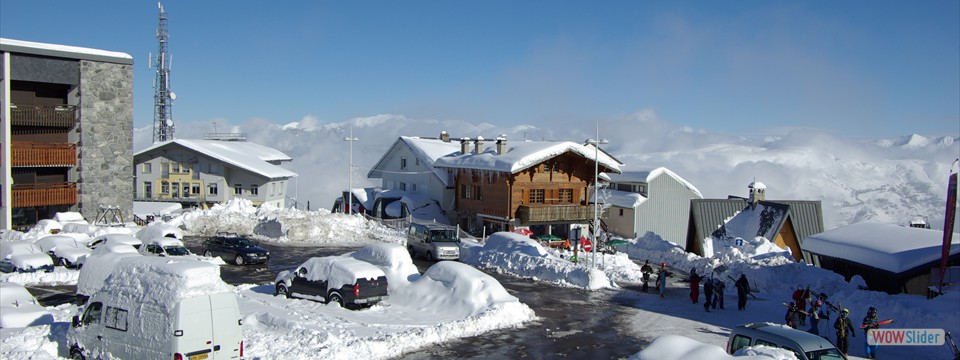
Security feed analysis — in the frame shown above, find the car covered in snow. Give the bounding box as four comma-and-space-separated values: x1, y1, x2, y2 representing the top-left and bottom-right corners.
727, 322, 847, 360
0, 241, 55, 273
87, 234, 143, 252
35, 235, 92, 268
139, 237, 191, 257
0, 282, 54, 328
76, 245, 142, 300
407, 222, 461, 261
201, 233, 270, 265
275, 256, 388, 309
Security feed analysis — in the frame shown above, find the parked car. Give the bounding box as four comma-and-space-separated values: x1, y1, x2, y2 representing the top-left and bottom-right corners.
68, 257, 243, 360
201, 233, 270, 265
0, 282, 54, 328
35, 235, 92, 268
275, 256, 388, 309
87, 234, 143, 251
727, 322, 847, 360
407, 222, 461, 261
75, 246, 141, 300
139, 237, 191, 257
0, 241, 55, 273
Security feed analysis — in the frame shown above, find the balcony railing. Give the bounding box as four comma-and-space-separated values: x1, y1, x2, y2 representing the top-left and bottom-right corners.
517, 204, 597, 224
12, 182, 77, 207
11, 142, 77, 167
10, 104, 77, 128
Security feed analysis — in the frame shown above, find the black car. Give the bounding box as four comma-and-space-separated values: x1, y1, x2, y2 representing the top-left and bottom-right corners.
274, 257, 388, 309
201, 234, 270, 265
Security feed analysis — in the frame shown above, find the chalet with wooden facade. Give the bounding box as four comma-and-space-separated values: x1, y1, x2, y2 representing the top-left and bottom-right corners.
1, 38, 134, 229
433, 136, 621, 237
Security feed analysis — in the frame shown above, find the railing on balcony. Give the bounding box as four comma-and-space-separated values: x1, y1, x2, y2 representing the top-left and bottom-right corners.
10, 104, 77, 128
11, 141, 76, 167
12, 182, 77, 207
517, 204, 597, 223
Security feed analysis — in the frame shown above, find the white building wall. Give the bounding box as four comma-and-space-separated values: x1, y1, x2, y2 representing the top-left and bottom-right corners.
634, 174, 702, 246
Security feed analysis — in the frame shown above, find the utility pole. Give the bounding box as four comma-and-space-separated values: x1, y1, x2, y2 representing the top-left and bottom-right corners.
586, 124, 609, 269
152, 1, 175, 142
343, 127, 359, 213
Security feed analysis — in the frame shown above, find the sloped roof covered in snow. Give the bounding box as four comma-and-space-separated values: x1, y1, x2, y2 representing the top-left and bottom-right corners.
606, 167, 703, 198
687, 198, 824, 256
135, 139, 296, 179
802, 222, 960, 274
434, 140, 622, 174
711, 201, 790, 241
1, 38, 133, 64
367, 137, 462, 186
602, 189, 647, 208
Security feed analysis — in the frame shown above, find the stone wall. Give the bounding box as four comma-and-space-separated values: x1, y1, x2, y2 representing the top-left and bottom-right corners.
78, 60, 133, 222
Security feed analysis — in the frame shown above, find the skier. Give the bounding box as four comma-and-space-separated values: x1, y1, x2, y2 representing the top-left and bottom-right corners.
735, 274, 750, 310
640, 260, 653, 292
818, 292, 834, 337
785, 302, 801, 328
862, 306, 881, 359
834, 308, 856, 357
712, 279, 725, 309
791, 285, 809, 326
689, 268, 701, 304
703, 277, 714, 312
656, 263, 668, 298
808, 300, 822, 335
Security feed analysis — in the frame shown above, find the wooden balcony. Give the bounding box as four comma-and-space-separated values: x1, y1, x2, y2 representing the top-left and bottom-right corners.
517, 204, 597, 224
10, 104, 77, 128
11, 142, 77, 167
12, 182, 77, 207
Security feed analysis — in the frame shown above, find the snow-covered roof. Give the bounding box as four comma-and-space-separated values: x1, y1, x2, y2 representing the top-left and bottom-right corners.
712, 202, 790, 242
135, 139, 296, 180
802, 222, 960, 274
597, 188, 647, 208
606, 167, 703, 198
434, 140, 622, 174
0, 38, 133, 65
393, 137, 462, 186
749, 181, 767, 189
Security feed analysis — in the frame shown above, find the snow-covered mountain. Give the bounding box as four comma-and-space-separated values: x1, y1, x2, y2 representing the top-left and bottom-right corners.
134, 110, 959, 231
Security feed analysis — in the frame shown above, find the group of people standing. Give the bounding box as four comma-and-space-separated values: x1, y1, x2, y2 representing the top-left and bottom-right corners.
688, 268, 727, 311
639, 260, 670, 298
782, 286, 884, 359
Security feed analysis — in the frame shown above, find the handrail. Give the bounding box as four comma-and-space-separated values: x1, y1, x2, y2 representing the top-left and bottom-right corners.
10, 104, 76, 128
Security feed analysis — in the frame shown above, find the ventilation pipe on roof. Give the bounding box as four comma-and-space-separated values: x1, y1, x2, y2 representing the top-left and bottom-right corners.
440, 131, 450, 142
496, 136, 507, 155
474, 136, 485, 154
460, 138, 470, 155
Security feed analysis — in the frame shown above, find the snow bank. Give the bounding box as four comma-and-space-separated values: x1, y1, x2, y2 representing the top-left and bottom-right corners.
631, 335, 797, 360
97, 257, 234, 311
350, 243, 421, 287
461, 232, 617, 290
53, 212, 87, 224
390, 261, 521, 318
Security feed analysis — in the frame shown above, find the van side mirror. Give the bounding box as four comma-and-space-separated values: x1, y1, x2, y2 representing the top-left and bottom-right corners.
72, 315, 81, 328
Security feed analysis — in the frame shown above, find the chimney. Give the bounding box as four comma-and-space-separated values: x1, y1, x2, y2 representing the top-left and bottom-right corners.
440, 131, 450, 142
496, 136, 507, 155
474, 136, 485, 154
460, 138, 470, 155
748, 180, 766, 204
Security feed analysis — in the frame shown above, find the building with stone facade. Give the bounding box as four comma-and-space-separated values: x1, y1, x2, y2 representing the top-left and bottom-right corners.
1, 38, 134, 230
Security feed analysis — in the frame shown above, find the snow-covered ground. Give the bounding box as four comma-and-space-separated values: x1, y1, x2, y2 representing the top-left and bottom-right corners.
2, 201, 959, 359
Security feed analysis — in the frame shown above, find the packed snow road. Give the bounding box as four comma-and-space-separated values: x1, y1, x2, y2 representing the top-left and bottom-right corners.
182, 236, 648, 359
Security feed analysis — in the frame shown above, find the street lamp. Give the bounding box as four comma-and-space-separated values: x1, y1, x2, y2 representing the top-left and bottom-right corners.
344, 127, 359, 214
585, 132, 608, 269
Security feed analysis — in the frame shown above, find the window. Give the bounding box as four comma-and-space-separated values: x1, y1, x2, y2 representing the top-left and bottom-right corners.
619, 209, 624, 217
412, 183, 418, 193
142, 163, 152, 174
144, 182, 152, 198
172, 183, 179, 198
208, 183, 218, 195
192, 184, 200, 195
729, 335, 752, 354
251, 185, 259, 195
82, 302, 103, 326
183, 184, 190, 197
104, 306, 128, 331
755, 339, 778, 348
559, 189, 572, 203
401, 157, 407, 169
474, 185, 482, 200
461, 184, 473, 199
399, 182, 406, 191
172, 163, 180, 173
530, 189, 545, 203
234, 184, 242, 195
271, 183, 276, 196
161, 182, 169, 194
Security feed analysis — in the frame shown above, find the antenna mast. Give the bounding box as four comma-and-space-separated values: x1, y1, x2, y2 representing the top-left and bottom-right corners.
152, 1, 175, 142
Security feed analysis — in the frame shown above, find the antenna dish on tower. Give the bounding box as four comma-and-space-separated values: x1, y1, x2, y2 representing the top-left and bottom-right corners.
169, 92, 176, 100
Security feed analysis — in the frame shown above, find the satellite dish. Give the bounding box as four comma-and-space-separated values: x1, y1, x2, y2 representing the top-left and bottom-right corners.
169, 92, 177, 100
165, 119, 174, 127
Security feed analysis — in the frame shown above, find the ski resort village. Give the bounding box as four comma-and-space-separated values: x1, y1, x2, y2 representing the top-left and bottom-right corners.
2, 2, 960, 360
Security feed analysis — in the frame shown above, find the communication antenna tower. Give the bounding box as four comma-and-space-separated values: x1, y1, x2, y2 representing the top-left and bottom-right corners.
152, 1, 176, 142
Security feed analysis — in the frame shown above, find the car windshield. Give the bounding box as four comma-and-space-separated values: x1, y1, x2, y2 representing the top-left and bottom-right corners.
163, 246, 190, 256
429, 230, 459, 243
806, 348, 845, 360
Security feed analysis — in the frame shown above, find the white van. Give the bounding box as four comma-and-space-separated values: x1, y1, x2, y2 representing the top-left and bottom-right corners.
67, 257, 243, 360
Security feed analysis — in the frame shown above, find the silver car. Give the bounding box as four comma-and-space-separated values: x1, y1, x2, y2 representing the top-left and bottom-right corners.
407, 223, 460, 261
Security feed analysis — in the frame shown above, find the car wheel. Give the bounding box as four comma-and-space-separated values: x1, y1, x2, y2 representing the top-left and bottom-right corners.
408, 246, 416, 258
426, 251, 434, 262
276, 284, 290, 298
328, 292, 344, 307
235, 255, 245, 265
203, 250, 213, 258
70, 347, 85, 360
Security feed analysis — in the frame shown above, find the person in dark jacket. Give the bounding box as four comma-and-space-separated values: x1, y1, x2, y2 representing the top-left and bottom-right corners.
712, 279, 725, 309
808, 300, 822, 336
785, 302, 802, 328
862, 306, 880, 359
689, 268, 701, 304
703, 277, 714, 312
640, 260, 653, 292
656, 263, 669, 298
735, 274, 750, 310
834, 308, 856, 356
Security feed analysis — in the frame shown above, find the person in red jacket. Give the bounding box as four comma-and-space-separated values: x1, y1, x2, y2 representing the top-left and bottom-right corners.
689, 268, 701, 304
791, 285, 810, 326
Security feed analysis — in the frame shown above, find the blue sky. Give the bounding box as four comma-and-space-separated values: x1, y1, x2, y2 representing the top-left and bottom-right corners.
2, 1, 958, 137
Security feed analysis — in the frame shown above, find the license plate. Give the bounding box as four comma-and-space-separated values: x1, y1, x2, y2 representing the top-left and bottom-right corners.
188, 353, 208, 360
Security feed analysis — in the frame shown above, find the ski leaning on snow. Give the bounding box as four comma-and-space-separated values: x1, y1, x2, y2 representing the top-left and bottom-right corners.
860, 318, 894, 329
